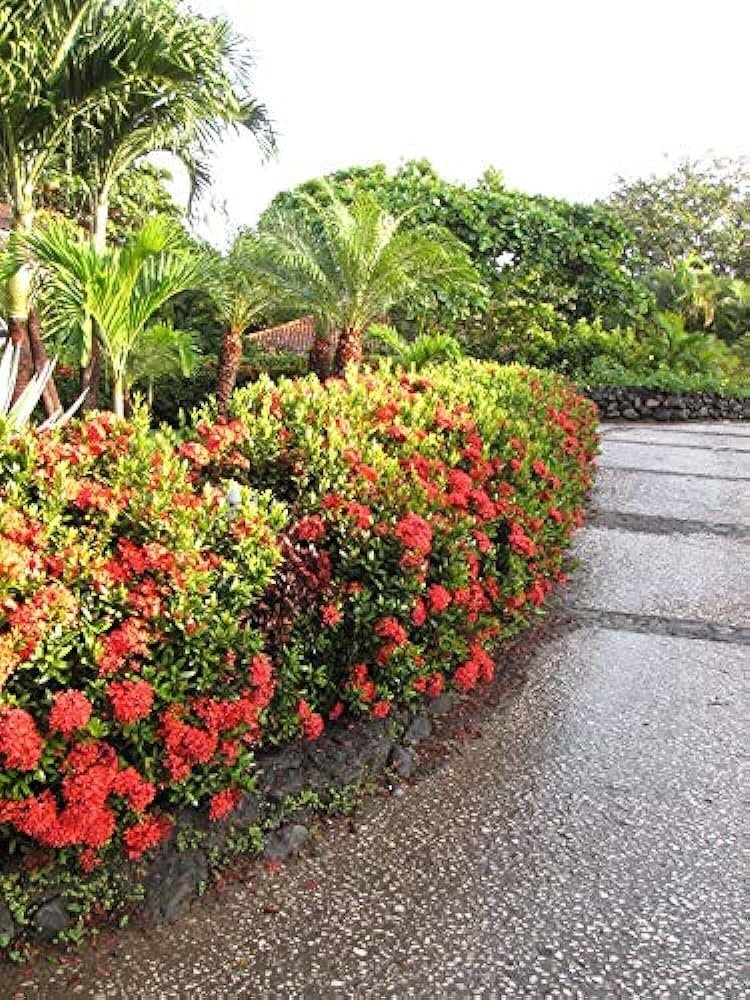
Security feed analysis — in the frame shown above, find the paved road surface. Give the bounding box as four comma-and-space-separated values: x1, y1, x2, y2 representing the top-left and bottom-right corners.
4, 422, 748, 998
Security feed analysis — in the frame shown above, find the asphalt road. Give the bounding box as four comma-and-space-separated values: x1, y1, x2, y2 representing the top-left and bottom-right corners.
4, 421, 749, 999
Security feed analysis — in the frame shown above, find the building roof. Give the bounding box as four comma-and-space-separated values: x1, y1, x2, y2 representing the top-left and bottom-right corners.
0, 203, 12, 235
251, 315, 315, 355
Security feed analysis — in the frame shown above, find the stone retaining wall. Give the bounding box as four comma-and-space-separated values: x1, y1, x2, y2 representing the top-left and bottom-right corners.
584, 386, 750, 422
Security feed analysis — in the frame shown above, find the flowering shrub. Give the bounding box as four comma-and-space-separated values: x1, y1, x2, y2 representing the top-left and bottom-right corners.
0, 361, 597, 879
0, 410, 285, 872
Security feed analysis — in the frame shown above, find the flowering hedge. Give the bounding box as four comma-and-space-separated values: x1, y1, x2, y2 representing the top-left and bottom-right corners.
0, 361, 596, 879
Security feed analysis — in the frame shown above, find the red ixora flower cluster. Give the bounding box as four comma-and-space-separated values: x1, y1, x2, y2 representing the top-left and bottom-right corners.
48, 690, 92, 740
107, 679, 155, 725
297, 699, 325, 741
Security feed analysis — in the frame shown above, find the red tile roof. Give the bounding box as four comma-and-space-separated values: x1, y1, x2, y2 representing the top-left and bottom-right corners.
0, 203, 12, 233
251, 315, 315, 355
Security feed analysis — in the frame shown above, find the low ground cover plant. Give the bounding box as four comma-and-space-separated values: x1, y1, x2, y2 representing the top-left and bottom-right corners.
0, 360, 596, 942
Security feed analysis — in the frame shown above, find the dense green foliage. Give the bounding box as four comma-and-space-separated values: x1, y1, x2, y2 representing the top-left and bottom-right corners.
264, 160, 651, 333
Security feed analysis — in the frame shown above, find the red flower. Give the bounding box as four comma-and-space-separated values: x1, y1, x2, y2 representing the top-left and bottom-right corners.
123, 815, 173, 860
374, 617, 408, 646
427, 584, 452, 614
453, 660, 479, 692
509, 523, 537, 559
96, 619, 150, 676
426, 673, 445, 698
48, 690, 92, 739
112, 767, 156, 813
321, 604, 343, 627
250, 653, 273, 690
294, 515, 326, 541
108, 679, 155, 725
209, 787, 242, 822
328, 701, 344, 721
297, 700, 324, 741
394, 513, 433, 556
0, 708, 43, 771
411, 598, 427, 626
371, 700, 391, 719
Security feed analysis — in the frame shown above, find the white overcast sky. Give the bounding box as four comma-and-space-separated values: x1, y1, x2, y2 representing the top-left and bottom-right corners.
182, 0, 749, 242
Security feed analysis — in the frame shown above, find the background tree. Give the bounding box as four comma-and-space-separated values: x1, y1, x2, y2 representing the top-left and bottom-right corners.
606, 155, 750, 278
264, 160, 650, 339
254, 187, 481, 377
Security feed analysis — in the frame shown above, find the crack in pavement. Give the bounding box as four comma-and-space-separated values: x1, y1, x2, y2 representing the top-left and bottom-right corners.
600, 437, 750, 454
588, 509, 750, 540
597, 464, 750, 483
567, 607, 750, 645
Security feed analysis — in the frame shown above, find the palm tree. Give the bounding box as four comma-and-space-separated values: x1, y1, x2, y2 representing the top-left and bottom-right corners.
128, 322, 201, 410
67, 0, 273, 404
252, 189, 481, 376
368, 324, 465, 370
24, 217, 202, 417
204, 234, 275, 417
0, 0, 148, 392
1, 0, 272, 399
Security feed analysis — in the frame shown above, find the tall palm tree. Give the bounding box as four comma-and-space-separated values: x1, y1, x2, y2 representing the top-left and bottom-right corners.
1, 0, 272, 399
204, 234, 275, 417
67, 0, 274, 405
73, 1, 274, 254
24, 217, 202, 416
252, 189, 481, 376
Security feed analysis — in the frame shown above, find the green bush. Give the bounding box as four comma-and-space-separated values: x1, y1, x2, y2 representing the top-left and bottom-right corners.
0, 361, 596, 912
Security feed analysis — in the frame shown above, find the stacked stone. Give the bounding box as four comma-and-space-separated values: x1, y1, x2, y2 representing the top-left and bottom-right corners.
585, 387, 750, 421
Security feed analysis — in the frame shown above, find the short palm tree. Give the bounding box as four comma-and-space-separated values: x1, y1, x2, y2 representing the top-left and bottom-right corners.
204, 234, 276, 417
253, 189, 481, 376
368, 324, 465, 370
128, 322, 202, 410
24, 217, 202, 416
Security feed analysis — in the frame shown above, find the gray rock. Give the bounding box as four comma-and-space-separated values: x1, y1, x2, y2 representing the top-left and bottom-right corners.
427, 692, 459, 716
622, 408, 639, 419
405, 715, 432, 745
33, 898, 71, 940
263, 824, 308, 861
645, 398, 660, 408
145, 849, 208, 924
389, 746, 417, 779
0, 899, 15, 941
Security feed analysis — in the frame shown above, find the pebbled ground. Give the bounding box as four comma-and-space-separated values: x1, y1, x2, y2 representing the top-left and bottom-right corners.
3, 421, 749, 999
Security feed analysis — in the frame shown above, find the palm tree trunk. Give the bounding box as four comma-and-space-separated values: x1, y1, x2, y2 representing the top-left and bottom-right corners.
310, 327, 334, 379
217, 325, 243, 419
333, 327, 363, 374
7, 203, 35, 404
81, 191, 109, 410
27, 308, 62, 416
80, 346, 102, 410
112, 373, 126, 419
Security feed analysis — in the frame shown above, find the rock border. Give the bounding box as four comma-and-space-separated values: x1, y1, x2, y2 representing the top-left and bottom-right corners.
0, 694, 460, 949
583, 386, 749, 422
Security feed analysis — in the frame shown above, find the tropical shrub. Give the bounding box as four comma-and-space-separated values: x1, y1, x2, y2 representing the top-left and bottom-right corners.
0, 361, 596, 885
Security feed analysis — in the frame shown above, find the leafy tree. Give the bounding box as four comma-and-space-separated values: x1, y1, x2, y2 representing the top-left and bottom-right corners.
253, 186, 481, 377
606, 156, 750, 278
24, 217, 202, 416
264, 160, 650, 337
649, 257, 750, 343
128, 322, 201, 409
